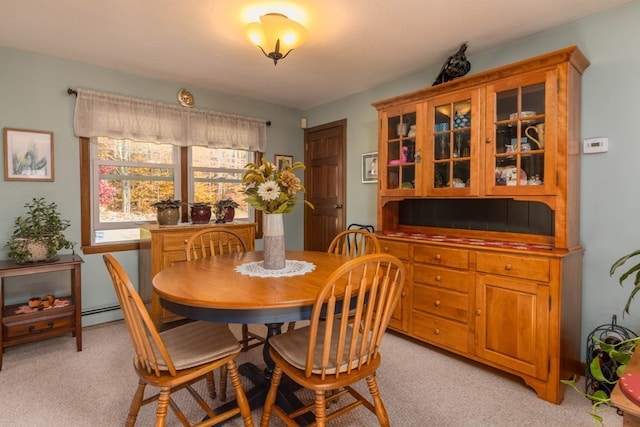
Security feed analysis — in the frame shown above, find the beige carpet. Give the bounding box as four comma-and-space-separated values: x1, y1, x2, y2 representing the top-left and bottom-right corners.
0, 320, 623, 426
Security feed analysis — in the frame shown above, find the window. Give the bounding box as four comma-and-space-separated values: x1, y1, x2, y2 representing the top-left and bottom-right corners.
80, 137, 255, 253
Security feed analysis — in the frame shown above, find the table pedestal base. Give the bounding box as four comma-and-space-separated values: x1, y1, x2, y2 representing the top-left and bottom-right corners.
212, 323, 314, 426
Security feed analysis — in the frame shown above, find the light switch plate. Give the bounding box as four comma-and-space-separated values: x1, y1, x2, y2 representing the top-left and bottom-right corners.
583, 137, 609, 154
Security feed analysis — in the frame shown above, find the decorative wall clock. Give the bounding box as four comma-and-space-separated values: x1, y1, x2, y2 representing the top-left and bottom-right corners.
177, 88, 194, 107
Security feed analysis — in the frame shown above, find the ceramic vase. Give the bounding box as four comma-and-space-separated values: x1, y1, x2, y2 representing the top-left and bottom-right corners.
223, 207, 235, 222
263, 213, 285, 270
190, 205, 212, 224
156, 207, 180, 226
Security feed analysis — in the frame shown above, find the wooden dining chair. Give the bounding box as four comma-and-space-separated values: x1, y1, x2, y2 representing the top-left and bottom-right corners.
260, 253, 405, 427
102, 254, 254, 427
286, 228, 380, 333
185, 228, 265, 401
327, 228, 381, 257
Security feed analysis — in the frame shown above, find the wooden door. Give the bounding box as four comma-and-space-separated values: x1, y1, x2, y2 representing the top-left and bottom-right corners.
304, 119, 347, 251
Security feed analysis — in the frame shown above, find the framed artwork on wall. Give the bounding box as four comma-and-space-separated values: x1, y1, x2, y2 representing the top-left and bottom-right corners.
274, 154, 293, 170
362, 152, 378, 183
3, 127, 54, 181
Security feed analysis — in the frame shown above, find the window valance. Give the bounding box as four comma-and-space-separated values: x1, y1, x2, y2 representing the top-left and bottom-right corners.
73, 88, 267, 151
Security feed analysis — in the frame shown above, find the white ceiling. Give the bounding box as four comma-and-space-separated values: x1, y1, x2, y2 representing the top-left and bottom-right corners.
0, 0, 629, 110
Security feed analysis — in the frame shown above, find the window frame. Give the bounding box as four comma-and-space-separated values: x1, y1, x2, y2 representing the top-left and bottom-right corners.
80, 138, 261, 254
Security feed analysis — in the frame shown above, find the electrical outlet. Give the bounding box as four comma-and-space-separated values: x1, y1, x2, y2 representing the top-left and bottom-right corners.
583, 137, 609, 154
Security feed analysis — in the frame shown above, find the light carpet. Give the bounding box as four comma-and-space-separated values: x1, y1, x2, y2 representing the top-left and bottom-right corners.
0, 320, 623, 426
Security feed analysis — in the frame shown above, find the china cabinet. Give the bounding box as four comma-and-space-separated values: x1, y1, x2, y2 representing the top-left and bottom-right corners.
373, 46, 589, 404
138, 223, 256, 327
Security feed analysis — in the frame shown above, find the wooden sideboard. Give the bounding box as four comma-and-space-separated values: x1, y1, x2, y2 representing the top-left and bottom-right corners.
138, 222, 256, 327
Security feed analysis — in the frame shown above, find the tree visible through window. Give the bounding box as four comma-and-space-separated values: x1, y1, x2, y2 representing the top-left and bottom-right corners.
88, 137, 254, 246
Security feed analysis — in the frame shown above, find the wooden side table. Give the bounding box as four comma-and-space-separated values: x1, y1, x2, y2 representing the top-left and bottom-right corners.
612, 349, 640, 426
0, 254, 83, 370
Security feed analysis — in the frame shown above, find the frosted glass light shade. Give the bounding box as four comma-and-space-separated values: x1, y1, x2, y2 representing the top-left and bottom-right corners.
245, 13, 307, 65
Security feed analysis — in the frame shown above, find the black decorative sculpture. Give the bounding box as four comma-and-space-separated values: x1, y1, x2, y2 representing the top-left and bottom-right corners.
432, 43, 471, 86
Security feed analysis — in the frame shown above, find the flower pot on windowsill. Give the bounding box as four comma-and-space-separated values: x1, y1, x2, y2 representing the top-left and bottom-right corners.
152, 199, 183, 226
214, 199, 239, 223
190, 203, 212, 224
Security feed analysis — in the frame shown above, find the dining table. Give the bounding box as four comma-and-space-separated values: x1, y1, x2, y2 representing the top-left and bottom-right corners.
152, 250, 353, 424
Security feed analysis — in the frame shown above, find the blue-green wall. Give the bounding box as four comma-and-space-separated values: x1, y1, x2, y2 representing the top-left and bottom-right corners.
1, 1, 638, 357
305, 1, 640, 355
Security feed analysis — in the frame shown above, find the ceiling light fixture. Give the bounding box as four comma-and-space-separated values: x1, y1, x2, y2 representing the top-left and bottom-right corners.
245, 13, 307, 65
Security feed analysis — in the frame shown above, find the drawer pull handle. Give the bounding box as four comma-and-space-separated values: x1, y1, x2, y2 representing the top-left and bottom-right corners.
505, 263, 512, 271
476, 310, 482, 316
383, 247, 390, 253
434, 300, 441, 307
29, 322, 54, 335
485, 137, 492, 144
435, 275, 441, 281
434, 328, 440, 335
435, 254, 441, 261
401, 291, 406, 297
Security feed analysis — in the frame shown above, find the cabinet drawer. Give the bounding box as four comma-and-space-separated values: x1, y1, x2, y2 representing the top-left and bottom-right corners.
413, 285, 468, 322
3, 309, 73, 340
413, 264, 471, 292
379, 240, 410, 259
162, 233, 192, 251
412, 311, 469, 354
476, 252, 550, 282
414, 245, 469, 269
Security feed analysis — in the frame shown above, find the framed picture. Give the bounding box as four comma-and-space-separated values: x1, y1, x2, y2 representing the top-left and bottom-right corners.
4, 128, 54, 181
362, 152, 378, 183
274, 154, 293, 170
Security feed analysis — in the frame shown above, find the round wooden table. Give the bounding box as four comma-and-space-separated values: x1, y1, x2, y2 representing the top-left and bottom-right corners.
153, 250, 352, 324
153, 250, 353, 424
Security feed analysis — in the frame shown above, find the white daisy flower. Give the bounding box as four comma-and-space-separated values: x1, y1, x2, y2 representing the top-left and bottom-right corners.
257, 180, 280, 201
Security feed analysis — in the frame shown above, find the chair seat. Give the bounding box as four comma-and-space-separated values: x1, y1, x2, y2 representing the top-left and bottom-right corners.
157, 320, 241, 371
270, 322, 369, 375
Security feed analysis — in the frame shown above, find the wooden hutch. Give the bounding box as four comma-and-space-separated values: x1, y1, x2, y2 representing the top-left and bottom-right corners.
372, 46, 589, 404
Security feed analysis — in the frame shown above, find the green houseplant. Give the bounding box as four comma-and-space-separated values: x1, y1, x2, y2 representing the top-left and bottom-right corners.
214, 198, 239, 223
561, 249, 640, 423
151, 199, 183, 225
6, 197, 75, 263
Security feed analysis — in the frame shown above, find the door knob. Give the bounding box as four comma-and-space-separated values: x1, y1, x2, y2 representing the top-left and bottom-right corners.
334, 204, 343, 209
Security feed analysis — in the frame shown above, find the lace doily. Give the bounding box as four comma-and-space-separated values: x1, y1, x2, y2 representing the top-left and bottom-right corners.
235, 260, 316, 277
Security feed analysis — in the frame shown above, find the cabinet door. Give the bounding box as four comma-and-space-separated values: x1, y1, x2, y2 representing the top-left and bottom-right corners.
475, 274, 549, 380
379, 105, 422, 196
485, 70, 557, 195
425, 90, 480, 195
380, 238, 411, 332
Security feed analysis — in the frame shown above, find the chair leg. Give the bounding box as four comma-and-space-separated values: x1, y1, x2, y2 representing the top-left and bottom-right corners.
126, 379, 147, 427
155, 387, 172, 427
260, 366, 283, 427
286, 321, 296, 332
205, 371, 217, 400
314, 389, 327, 427
366, 375, 390, 427
227, 359, 255, 427
219, 364, 228, 401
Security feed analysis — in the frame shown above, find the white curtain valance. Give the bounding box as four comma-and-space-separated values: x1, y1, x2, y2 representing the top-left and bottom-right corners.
73, 88, 267, 151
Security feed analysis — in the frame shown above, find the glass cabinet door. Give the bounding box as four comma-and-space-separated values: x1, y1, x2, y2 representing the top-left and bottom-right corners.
381, 108, 418, 194
427, 91, 478, 195
487, 72, 554, 194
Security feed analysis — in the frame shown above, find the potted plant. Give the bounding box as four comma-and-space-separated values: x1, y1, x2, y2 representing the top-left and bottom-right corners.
5, 197, 75, 263
214, 199, 239, 223
189, 202, 212, 224
561, 249, 640, 422
151, 199, 183, 226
